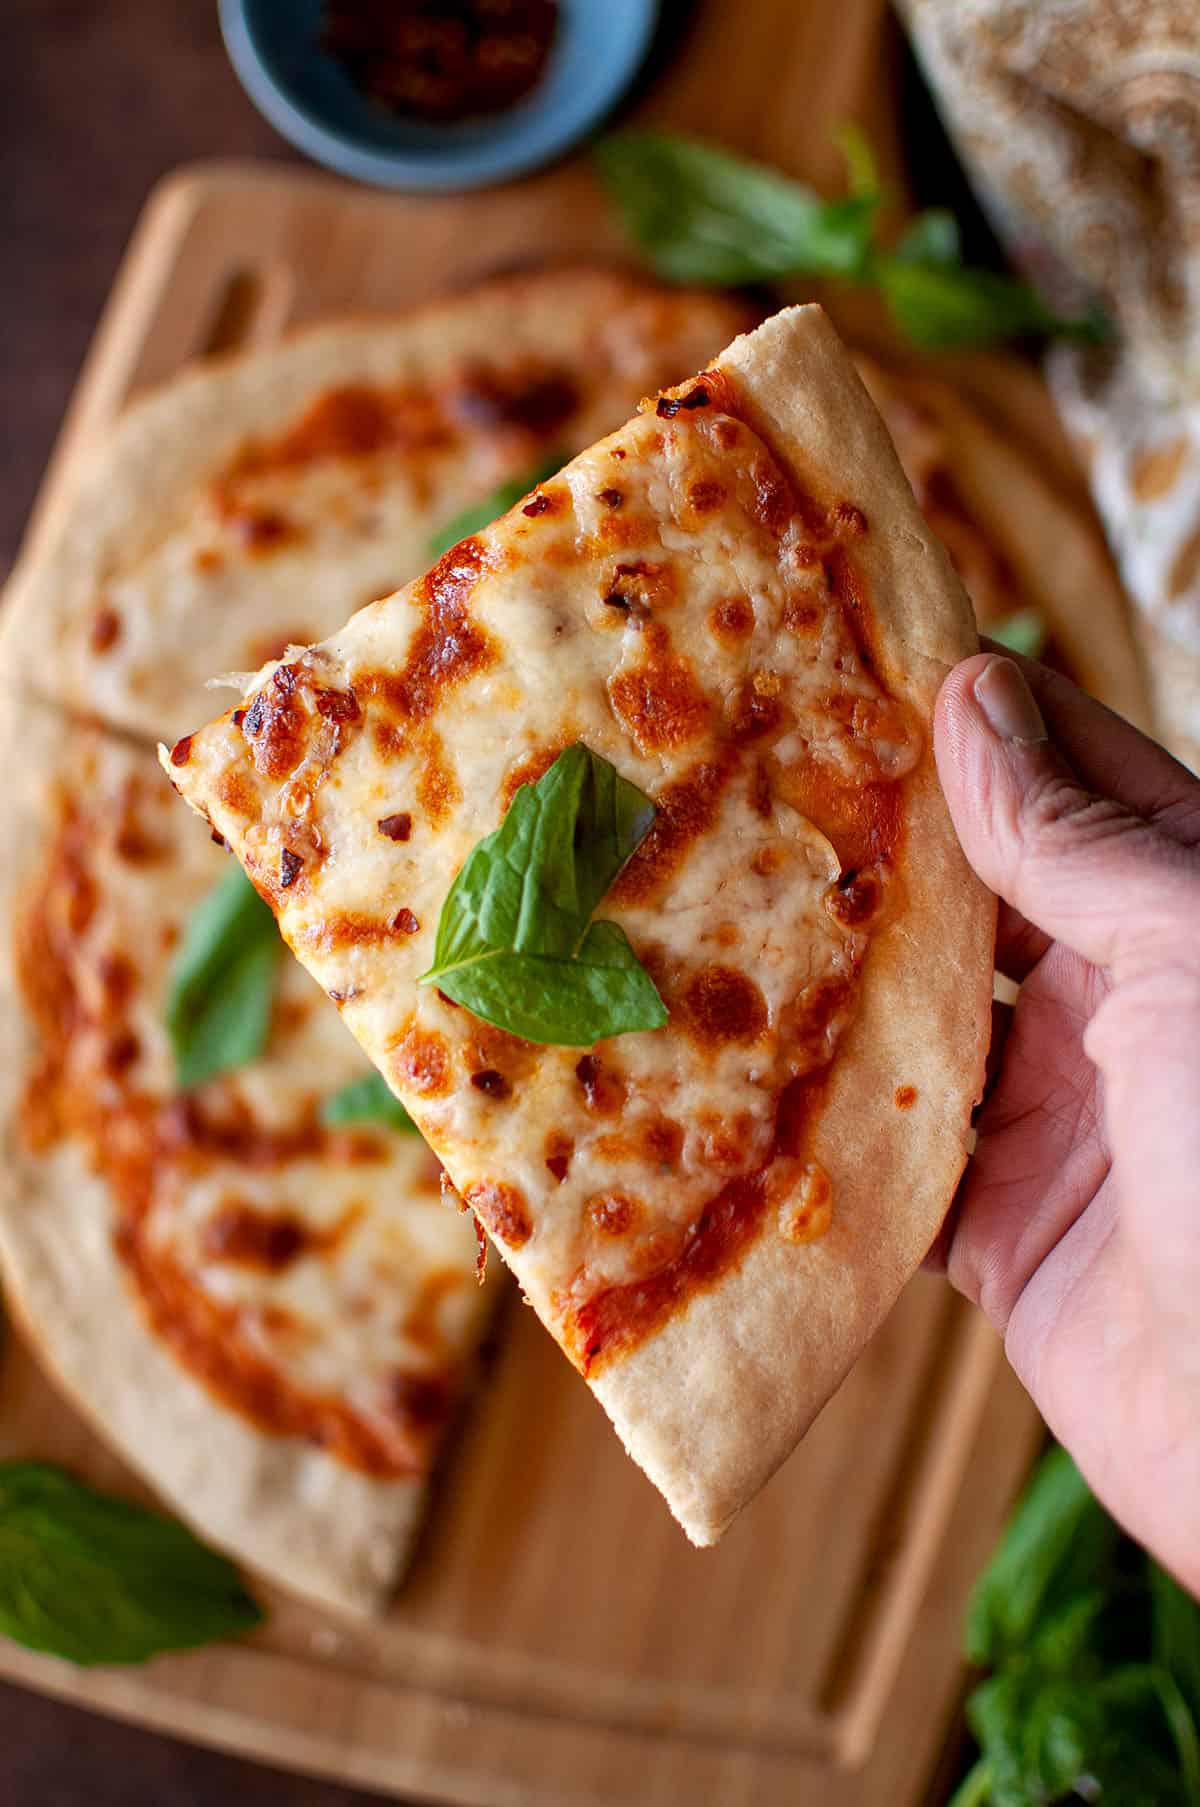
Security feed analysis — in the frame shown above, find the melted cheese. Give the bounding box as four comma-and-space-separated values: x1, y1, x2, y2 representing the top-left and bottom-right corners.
168, 384, 922, 1370
17, 734, 488, 1475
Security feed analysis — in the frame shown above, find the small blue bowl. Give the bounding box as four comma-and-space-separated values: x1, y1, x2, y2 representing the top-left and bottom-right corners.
220, 0, 659, 192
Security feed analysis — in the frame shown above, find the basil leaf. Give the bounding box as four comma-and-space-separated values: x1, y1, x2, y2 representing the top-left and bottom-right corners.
0, 1462, 262, 1666
421, 742, 666, 1045
893, 207, 961, 268
594, 131, 878, 285
877, 256, 1106, 350
989, 609, 1048, 660
167, 863, 282, 1089
965, 1446, 1121, 1668
322, 1072, 417, 1133
430, 453, 566, 559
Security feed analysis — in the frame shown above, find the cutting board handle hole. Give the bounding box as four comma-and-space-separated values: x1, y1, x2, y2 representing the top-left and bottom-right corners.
201, 266, 294, 359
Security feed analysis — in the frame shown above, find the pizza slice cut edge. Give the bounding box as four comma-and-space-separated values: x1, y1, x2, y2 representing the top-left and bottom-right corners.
163, 304, 996, 1545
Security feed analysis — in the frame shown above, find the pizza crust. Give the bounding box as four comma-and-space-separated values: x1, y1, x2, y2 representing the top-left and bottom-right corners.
0, 697, 448, 1614
591, 307, 995, 1540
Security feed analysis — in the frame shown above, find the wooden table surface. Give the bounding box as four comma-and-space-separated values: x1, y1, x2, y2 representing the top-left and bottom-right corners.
4, 4, 984, 1802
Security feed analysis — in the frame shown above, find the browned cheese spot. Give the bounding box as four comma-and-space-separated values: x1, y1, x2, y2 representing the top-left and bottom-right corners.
574, 1054, 626, 1115
470, 1068, 511, 1099
686, 477, 726, 516
679, 963, 768, 1048
728, 672, 789, 744
1132, 437, 1190, 501
587, 1192, 641, 1237
203, 1203, 311, 1272
708, 595, 754, 644
465, 1180, 532, 1249
392, 1020, 453, 1097
501, 739, 571, 809
610, 754, 734, 907
90, 605, 121, 653
452, 365, 578, 436
242, 664, 309, 781
386, 1371, 454, 1429
895, 1085, 918, 1110
607, 625, 711, 754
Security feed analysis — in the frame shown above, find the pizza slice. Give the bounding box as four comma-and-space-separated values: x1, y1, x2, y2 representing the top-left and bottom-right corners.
0, 699, 494, 1612
1, 270, 751, 742
164, 305, 995, 1543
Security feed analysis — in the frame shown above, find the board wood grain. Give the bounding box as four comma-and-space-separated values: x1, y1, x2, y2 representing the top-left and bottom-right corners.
0, 2, 1054, 1797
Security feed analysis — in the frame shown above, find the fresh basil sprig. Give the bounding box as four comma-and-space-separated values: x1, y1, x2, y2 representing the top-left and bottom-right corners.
594, 131, 878, 286
596, 128, 1104, 351
988, 608, 1048, 660
166, 863, 282, 1090
0, 1462, 262, 1667
952, 1446, 1200, 1806
430, 453, 566, 559
420, 743, 666, 1046
322, 1072, 417, 1133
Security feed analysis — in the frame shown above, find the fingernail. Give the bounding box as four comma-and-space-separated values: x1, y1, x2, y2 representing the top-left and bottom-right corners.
973, 657, 1047, 744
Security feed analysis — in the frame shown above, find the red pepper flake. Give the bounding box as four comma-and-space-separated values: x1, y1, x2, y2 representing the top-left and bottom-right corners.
279, 848, 304, 888
546, 1152, 569, 1183
392, 907, 420, 934
522, 492, 552, 517
210, 829, 227, 849
470, 1069, 511, 1099
656, 384, 710, 420
169, 735, 193, 767
597, 487, 624, 509
314, 686, 360, 724
232, 708, 246, 729
473, 1214, 488, 1285
377, 812, 412, 841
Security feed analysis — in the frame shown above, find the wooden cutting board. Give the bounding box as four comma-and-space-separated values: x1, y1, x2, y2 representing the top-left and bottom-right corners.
0, 4, 1050, 1800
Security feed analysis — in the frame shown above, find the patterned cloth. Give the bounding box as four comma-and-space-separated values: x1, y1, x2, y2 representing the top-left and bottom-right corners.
899, 0, 1200, 767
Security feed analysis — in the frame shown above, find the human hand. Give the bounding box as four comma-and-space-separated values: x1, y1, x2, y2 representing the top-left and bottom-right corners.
933, 650, 1200, 1596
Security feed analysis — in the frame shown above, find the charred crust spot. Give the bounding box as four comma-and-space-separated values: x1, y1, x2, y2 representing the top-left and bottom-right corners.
90, 605, 121, 653
895, 1085, 918, 1110
169, 735, 193, 768
574, 1054, 625, 1114
602, 560, 673, 620
393, 1021, 452, 1097
680, 964, 768, 1047
392, 907, 420, 935
378, 812, 412, 841
596, 487, 624, 509
602, 588, 631, 615
244, 695, 266, 736
465, 1180, 531, 1250
226, 505, 296, 552
470, 1068, 511, 1099
278, 848, 304, 888
687, 477, 725, 515
708, 596, 754, 644
828, 868, 881, 927
587, 1192, 640, 1237
656, 381, 711, 419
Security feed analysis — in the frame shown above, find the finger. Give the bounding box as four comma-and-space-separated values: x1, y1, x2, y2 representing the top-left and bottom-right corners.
936, 654, 1200, 979
995, 899, 1051, 983
979, 638, 1200, 847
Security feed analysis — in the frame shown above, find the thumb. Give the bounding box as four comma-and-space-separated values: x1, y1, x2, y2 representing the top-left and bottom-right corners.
934, 654, 1194, 978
